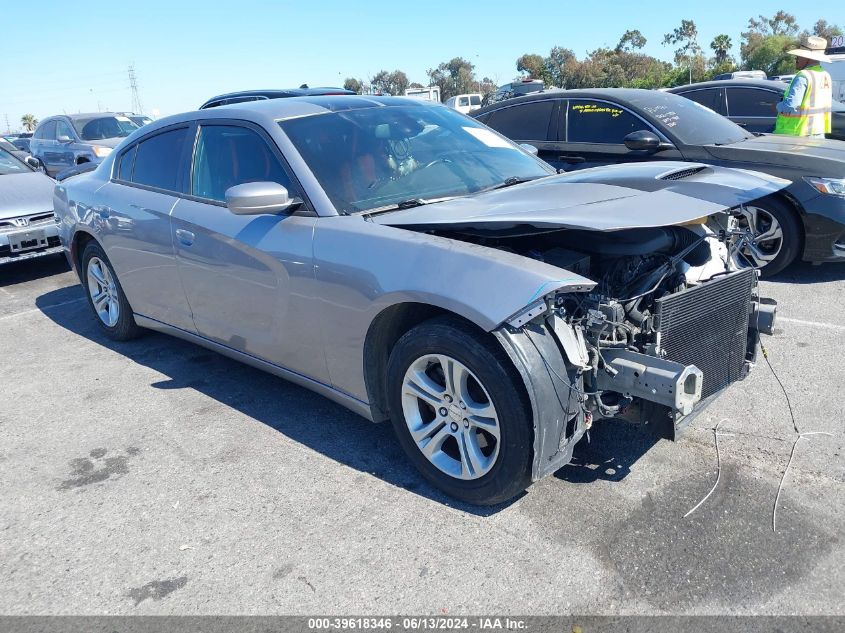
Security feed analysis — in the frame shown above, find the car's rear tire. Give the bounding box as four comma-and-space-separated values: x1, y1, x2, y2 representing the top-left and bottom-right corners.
81, 241, 142, 341
735, 195, 802, 277
386, 316, 533, 505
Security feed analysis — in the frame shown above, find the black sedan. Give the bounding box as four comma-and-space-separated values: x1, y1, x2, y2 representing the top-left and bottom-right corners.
473, 89, 845, 275
667, 78, 845, 141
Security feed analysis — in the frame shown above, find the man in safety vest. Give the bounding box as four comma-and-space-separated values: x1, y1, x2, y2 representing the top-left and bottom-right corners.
774, 35, 833, 138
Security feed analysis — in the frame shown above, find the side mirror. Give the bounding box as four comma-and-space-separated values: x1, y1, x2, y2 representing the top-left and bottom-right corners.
225, 181, 297, 215
25, 156, 40, 169
624, 130, 663, 152
57, 135, 73, 143
520, 143, 539, 156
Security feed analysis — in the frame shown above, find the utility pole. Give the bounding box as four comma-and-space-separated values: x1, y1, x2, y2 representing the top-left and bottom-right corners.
128, 64, 143, 114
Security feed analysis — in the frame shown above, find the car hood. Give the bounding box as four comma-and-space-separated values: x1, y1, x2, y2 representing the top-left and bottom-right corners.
0, 171, 55, 219
371, 162, 789, 233
705, 134, 845, 173
84, 136, 125, 148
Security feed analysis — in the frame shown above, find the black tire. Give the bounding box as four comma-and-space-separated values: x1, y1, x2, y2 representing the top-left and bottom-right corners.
740, 195, 802, 277
80, 241, 142, 341
386, 316, 533, 505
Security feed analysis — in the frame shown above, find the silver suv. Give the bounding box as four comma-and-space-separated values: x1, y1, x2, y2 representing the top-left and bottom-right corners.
30, 113, 139, 177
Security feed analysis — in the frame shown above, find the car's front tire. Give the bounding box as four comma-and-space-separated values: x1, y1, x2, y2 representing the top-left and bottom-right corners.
386, 317, 533, 505
735, 196, 802, 277
81, 241, 142, 341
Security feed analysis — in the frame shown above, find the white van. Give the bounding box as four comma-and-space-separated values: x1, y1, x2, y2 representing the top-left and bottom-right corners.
445, 94, 482, 114
404, 86, 441, 102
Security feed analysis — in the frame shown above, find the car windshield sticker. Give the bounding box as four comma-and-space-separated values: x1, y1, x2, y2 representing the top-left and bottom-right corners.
643, 104, 680, 128
572, 103, 624, 118
115, 116, 132, 122
462, 126, 516, 149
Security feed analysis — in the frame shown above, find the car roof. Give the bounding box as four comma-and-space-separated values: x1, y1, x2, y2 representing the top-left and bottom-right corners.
667, 79, 789, 91
131, 95, 434, 137
199, 87, 355, 109
42, 112, 128, 122
473, 87, 666, 115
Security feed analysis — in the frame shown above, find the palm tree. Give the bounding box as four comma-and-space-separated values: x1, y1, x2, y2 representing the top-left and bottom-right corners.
710, 34, 733, 65
20, 114, 38, 132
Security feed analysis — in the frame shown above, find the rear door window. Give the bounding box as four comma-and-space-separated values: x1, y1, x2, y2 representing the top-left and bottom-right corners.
470, 95, 481, 106
677, 88, 723, 113
567, 100, 645, 144
458, 96, 470, 107
485, 101, 555, 141
726, 88, 780, 117
131, 127, 190, 192
191, 124, 296, 203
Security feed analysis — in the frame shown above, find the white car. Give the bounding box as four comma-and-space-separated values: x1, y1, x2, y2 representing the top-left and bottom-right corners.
445, 93, 482, 114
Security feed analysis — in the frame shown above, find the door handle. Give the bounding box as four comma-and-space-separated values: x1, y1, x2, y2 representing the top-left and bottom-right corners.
175, 229, 195, 246
559, 156, 586, 164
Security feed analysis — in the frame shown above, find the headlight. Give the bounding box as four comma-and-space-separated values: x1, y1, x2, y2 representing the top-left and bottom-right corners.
804, 176, 845, 196
91, 146, 112, 158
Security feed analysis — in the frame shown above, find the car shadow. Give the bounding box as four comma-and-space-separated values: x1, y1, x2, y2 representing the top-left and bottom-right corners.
37, 287, 545, 516
555, 417, 660, 484
767, 260, 845, 284
0, 253, 70, 286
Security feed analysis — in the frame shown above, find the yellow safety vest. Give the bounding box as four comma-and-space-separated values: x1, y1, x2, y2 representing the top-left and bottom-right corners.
774, 65, 833, 136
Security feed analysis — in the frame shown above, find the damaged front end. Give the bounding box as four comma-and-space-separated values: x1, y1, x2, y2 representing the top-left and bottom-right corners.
493, 223, 776, 481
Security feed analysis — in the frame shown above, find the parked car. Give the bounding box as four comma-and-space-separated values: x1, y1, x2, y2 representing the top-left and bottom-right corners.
10, 137, 31, 153
667, 79, 845, 140
199, 87, 354, 109
712, 70, 767, 80
55, 96, 780, 504
0, 138, 30, 163
474, 88, 845, 275
29, 113, 140, 177
117, 112, 153, 127
0, 147, 62, 264
482, 79, 547, 107
445, 93, 482, 113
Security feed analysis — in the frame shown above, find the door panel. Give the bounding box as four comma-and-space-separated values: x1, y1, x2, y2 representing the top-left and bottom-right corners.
170, 200, 327, 382
171, 121, 328, 382
725, 88, 779, 134
94, 182, 194, 330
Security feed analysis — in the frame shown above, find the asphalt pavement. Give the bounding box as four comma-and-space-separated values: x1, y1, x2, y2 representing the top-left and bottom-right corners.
1, 254, 843, 614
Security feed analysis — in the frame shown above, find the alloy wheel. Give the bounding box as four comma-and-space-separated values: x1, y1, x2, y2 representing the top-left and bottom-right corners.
735, 205, 784, 268
401, 354, 500, 480
86, 256, 120, 327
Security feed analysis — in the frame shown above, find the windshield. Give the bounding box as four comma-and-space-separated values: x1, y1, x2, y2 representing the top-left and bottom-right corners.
72, 116, 139, 141
628, 91, 753, 146
279, 105, 553, 213
0, 148, 30, 175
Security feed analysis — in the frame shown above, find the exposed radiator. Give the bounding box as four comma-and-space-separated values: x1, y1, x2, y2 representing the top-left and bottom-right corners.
655, 268, 755, 398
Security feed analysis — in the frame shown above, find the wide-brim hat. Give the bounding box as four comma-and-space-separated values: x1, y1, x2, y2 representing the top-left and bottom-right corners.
787, 35, 831, 63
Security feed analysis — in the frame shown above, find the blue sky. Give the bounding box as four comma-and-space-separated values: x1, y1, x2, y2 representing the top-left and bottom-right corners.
0, 0, 837, 130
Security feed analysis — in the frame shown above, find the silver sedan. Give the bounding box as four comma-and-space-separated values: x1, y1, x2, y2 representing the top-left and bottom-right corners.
55, 96, 780, 504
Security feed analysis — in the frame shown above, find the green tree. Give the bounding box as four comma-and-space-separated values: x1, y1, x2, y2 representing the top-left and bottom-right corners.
427, 57, 477, 101
710, 34, 733, 65
370, 70, 409, 96
20, 114, 37, 132
741, 12, 801, 75
343, 77, 363, 94
809, 19, 843, 41
616, 29, 647, 53
545, 47, 577, 88
663, 19, 705, 84
516, 53, 547, 81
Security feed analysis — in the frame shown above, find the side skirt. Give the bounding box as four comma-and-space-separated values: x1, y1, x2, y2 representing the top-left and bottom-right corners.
134, 314, 376, 422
